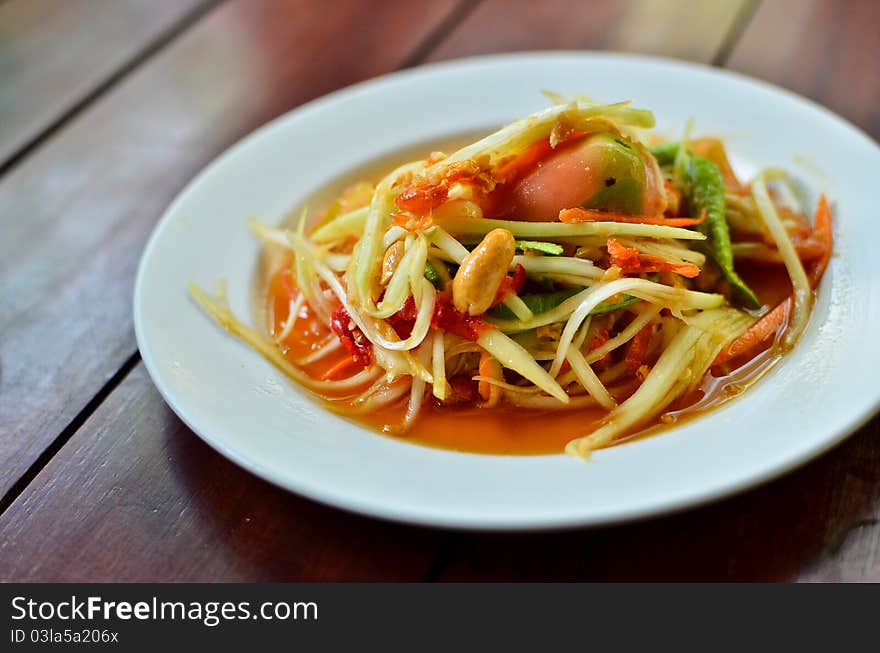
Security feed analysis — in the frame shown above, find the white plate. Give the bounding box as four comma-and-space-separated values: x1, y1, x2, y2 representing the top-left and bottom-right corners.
134, 52, 880, 530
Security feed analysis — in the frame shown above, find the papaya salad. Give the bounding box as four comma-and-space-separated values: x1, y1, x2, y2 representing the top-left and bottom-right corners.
190, 97, 832, 458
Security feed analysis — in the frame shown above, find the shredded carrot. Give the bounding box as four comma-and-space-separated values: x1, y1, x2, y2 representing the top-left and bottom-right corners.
560, 207, 706, 227
792, 236, 827, 261
477, 351, 493, 401
606, 239, 640, 271
643, 254, 700, 278
808, 194, 832, 287
625, 323, 654, 373
714, 195, 832, 366
714, 299, 790, 366
606, 239, 701, 278
321, 355, 359, 380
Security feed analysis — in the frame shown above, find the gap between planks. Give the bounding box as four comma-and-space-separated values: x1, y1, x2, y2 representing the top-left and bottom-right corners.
0, 0, 224, 178
711, 0, 762, 66
0, 351, 141, 518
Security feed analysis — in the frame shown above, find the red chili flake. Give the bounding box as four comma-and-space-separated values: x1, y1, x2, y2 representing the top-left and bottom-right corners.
388, 294, 491, 342
431, 295, 490, 342
329, 306, 373, 366
492, 263, 527, 305
387, 296, 418, 339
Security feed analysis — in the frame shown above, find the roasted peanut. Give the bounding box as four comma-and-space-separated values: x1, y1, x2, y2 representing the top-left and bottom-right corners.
452, 228, 515, 315
380, 240, 405, 285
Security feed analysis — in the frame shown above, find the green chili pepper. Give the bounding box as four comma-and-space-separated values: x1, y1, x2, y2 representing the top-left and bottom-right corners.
649, 141, 680, 167
687, 155, 761, 309
515, 240, 564, 255
424, 260, 442, 288
489, 290, 639, 321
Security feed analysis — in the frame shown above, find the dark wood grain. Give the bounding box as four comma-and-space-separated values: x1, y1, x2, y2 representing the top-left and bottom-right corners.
0, 0, 212, 168
728, 0, 880, 138
0, 366, 441, 581
0, 0, 464, 500
433, 423, 880, 581
427, 0, 751, 63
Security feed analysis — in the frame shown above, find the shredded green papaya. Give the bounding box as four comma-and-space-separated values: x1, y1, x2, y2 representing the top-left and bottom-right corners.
515, 240, 564, 255
489, 290, 639, 321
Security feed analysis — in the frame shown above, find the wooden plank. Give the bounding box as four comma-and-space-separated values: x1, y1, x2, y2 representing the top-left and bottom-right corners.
0, 0, 464, 500
0, 0, 212, 168
0, 366, 440, 581
728, 0, 880, 138
427, 0, 750, 63
432, 423, 880, 581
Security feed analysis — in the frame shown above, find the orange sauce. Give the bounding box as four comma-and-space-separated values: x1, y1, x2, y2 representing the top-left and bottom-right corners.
265, 253, 795, 455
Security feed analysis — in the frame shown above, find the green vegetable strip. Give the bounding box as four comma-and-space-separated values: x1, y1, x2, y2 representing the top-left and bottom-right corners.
649, 141, 680, 167
310, 207, 368, 243
500, 294, 534, 322
351, 161, 422, 310
491, 281, 723, 334
488, 288, 579, 320
423, 260, 442, 287
437, 217, 706, 241
488, 290, 639, 321
592, 294, 641, 316
516, 240, 564, 255
751, 173, 812, 350
688, 156, 761, 309
566, 325, 704, 457
565, 306, 754, 457
476, 330, 569, 403
425, 101, 655, 177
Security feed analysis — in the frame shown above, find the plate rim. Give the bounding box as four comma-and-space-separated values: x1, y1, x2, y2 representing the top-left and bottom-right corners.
134, 50, 880, 531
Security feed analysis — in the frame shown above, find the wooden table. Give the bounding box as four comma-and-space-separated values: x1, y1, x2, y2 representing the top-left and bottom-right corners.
1, 0, 878, 582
